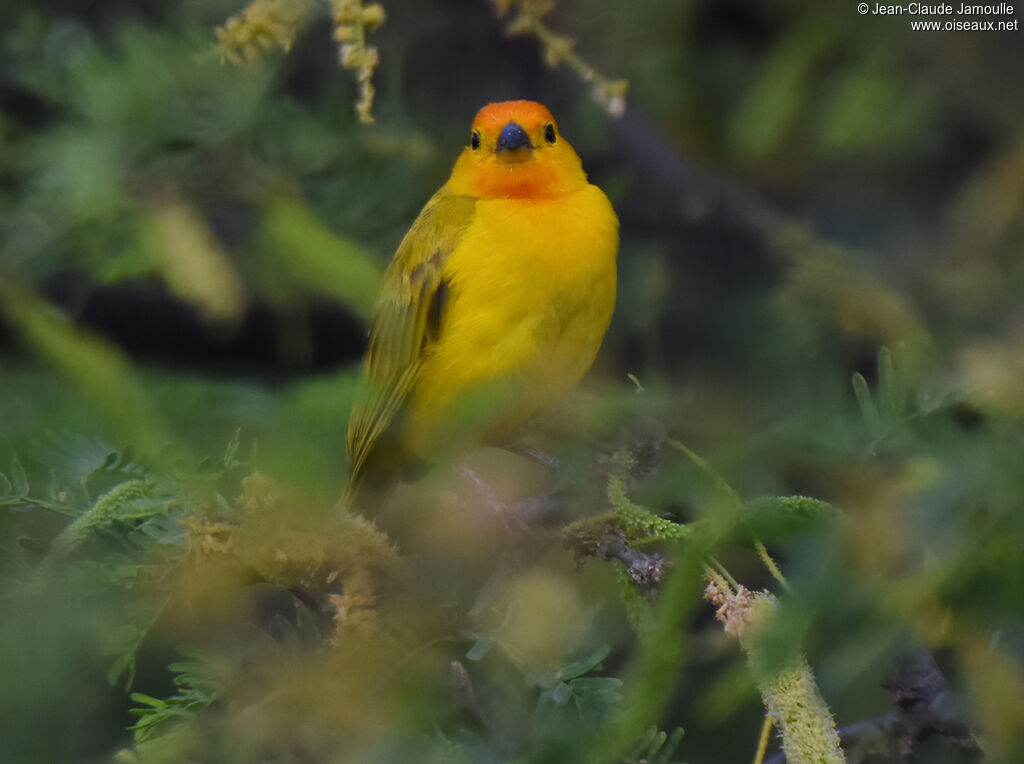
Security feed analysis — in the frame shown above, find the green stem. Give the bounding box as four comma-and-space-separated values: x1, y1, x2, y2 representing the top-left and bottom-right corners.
671, 439, 791, 591
668, 439, 743, 511
0, 496, 81, 516
755, 540, 791, 592
708, 556, 740, 591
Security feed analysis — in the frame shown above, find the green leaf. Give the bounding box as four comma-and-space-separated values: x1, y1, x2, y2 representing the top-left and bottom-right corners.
129, 693, 167, 709
550, 682, 573, 704
221, 428, 242, 470
570, 677, 624, 721
852, 372, 881, 439
119, 446, 137, 469
652, 727, 685, 764
103, 605, 164, 690
260, 196, 383, 321
0, 288, 172, 465
10, 455, 29, 497
0, 473, 12, 497
646, 729, 667, 760
127, 653, 217, 742
558, 644, 611, 681
465, 637, 493, 661
570, 677, 623, 694
524, 666, 560, 688
878, 346, 894, 419
108, 650, 137, 689
728, 11, 838, 158
878, 344, 909, 426
626, 727, 659, 763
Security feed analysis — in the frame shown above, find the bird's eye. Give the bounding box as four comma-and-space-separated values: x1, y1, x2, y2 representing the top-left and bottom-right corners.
470, 130, 481, 150
543, 123, 556, 144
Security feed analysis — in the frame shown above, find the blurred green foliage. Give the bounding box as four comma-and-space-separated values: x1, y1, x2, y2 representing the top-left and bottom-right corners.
1, 1, 1023, 762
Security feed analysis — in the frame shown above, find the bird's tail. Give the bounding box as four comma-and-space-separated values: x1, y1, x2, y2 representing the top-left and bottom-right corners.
338, 442, 424, 516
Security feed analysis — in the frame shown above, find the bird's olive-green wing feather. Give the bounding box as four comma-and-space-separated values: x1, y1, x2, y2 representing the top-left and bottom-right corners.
346, 188, 476, 491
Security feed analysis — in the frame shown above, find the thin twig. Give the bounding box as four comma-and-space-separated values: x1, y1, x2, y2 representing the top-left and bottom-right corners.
707, 556, 740, 591
753, 713, 774, 764
600, 532, 666, 586
671, 439, 789, 590
755, 540, 791, 592
505, 444, 561, 471
668, 439, 743, 511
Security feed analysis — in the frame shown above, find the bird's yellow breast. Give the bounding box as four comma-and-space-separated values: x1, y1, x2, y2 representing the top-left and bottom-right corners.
404, 183, 618, 452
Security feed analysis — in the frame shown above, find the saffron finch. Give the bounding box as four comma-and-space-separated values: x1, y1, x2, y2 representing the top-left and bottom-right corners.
345, 100, 618, 503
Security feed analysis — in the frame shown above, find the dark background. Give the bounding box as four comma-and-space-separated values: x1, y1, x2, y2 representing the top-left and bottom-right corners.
1, 1, 1022, 762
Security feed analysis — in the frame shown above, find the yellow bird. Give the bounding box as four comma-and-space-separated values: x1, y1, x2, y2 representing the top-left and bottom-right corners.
345, 100, 618, 504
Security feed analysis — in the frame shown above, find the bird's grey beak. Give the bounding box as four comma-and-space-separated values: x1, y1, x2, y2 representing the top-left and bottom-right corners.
496, 122, 533, 153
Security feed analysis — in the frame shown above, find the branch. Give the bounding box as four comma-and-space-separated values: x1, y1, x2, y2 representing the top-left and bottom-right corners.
764, 651, 981, 763
599, 532, 666, 586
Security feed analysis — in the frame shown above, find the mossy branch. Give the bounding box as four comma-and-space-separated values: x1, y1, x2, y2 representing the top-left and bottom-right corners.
705, 577, 845, 764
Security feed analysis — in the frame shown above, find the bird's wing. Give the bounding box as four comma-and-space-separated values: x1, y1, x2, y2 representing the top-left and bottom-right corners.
346, 187, 476, 489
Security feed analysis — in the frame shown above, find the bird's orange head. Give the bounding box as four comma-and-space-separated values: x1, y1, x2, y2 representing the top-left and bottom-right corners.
446, 100, 589, 200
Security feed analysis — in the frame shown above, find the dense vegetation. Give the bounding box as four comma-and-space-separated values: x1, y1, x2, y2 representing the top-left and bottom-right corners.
1, 1, 1022, 762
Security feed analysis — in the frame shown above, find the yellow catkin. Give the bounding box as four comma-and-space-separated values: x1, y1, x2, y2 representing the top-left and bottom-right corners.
705, 579, 845, 764
216, 0, 315, 64
330, 0, 385, 123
